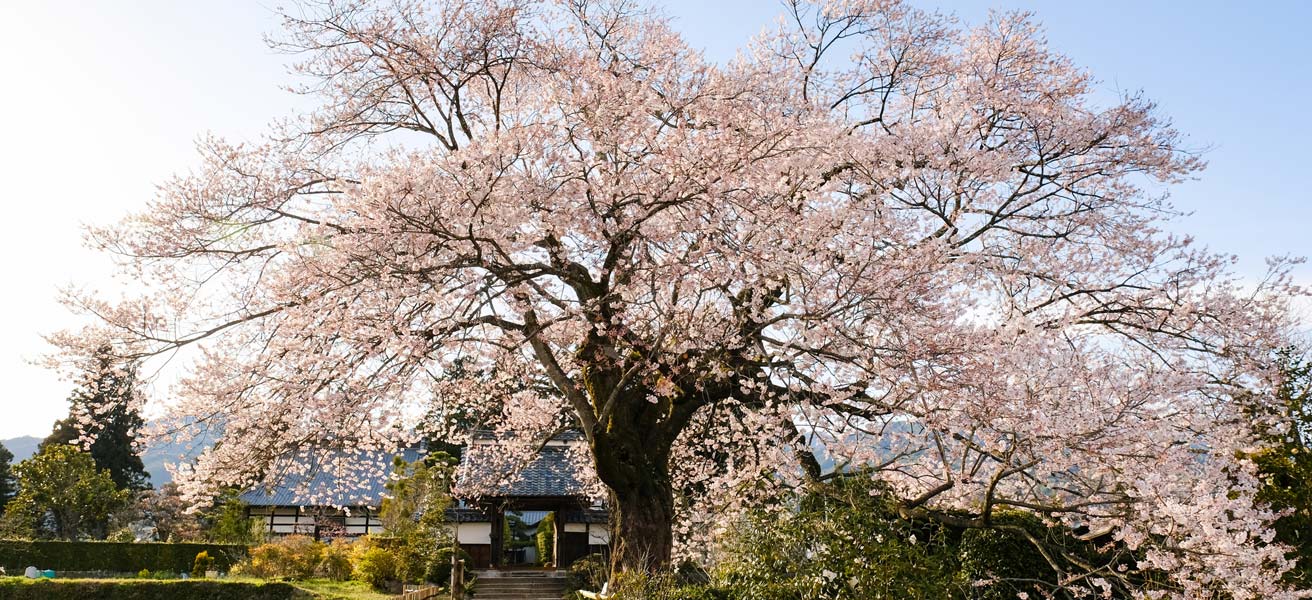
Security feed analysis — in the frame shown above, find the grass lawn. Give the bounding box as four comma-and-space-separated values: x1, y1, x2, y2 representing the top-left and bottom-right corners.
288, 578, 400, 599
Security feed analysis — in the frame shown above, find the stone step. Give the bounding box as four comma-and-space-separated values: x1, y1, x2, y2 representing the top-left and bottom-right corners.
477, 581, 565, 586
473, 576, 567, 600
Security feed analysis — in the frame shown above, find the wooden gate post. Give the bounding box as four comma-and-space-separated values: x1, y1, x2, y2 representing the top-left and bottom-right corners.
450, 552, 465, 599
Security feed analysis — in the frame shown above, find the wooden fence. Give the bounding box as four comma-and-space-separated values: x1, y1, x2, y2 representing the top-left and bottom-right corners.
398, 585, 442, 600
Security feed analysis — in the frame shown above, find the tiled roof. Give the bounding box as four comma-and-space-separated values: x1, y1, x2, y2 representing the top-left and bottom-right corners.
240, 447, 423, 507
458, 444, 591, 498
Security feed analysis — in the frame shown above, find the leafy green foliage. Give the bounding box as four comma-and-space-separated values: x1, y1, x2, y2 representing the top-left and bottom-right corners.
608, 571, 733, 600
956, 513, 1058, 600
706, 476, 1149, 600
566, 553, 609, 592
0, 540, 247, 572
0, 578, 297, 600
242, 535, 324, 580
0, 445, 129, 539
377, 452, 455, 583
204, 489, 264, 544
190, 550, 215, 577
319, 538, 355, 580
42, 346, 150, 491
351, 545, 400, 591
1244, 347, 1312, 584
536, 512, 555, 566
714, 477, 961, 600
428, 545, 471, 587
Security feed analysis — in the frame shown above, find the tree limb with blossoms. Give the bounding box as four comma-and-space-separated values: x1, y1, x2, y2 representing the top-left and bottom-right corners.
52, 0, 1308, 596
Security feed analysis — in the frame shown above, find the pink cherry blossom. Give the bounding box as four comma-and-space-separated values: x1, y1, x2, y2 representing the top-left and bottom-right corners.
49, 1, 1308, 595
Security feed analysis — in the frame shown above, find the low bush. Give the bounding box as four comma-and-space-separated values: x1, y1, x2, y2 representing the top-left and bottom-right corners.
191, 551, 215, 578
713, 477, 961, 599
566, 552, 608, 592
0, 577, 297, 600
608, 572, 733, 600
243, 535, 324, 580
0, 540, 247, 573
352, 546, 400, 590
427, 545, 472, 586
317, 538, 354, 581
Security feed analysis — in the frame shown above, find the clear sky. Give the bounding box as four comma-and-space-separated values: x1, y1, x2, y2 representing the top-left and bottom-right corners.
0, 1, 1307, 439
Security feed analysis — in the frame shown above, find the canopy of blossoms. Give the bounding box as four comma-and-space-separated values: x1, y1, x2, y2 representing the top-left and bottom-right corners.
53, 0, 1306, 596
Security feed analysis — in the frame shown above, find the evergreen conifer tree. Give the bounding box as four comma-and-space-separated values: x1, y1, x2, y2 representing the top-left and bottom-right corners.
42, 345, 150, 491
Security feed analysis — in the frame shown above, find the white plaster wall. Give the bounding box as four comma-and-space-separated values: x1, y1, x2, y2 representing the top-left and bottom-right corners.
454, 522, 492, 545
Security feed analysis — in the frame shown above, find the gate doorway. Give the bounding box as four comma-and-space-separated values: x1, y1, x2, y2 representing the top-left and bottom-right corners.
500, 510, 556, 567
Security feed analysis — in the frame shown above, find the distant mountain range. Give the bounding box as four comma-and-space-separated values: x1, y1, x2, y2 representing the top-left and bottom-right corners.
0, 434, 198, 487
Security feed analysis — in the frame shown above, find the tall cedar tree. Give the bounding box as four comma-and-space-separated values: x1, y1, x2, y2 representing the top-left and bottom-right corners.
0, 441, 14, 512
42, 346, 150, 491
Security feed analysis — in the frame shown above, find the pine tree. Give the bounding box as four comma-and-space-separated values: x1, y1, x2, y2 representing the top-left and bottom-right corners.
0, 441, 15, 513
42, 345, 150, 491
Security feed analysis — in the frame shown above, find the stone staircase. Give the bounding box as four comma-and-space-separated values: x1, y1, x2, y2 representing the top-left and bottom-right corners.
472, 571, 566, 600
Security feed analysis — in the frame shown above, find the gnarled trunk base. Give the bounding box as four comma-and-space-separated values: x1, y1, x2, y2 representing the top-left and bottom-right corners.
609, 485, 675, 575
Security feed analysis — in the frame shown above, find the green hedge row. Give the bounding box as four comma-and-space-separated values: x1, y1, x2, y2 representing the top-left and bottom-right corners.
0, 578, 298, 600
0, 540, 249, 573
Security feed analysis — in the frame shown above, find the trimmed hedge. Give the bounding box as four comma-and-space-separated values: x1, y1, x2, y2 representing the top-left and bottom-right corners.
0, 540, 248, 573
0, 578, 298, 600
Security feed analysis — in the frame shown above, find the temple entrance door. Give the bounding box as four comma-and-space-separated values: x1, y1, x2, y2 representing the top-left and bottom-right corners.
493, 506, 558, 567
499, 508, 559, 568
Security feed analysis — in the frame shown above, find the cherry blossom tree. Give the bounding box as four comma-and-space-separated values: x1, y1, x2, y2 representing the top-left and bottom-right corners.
55, 0, 1307, 596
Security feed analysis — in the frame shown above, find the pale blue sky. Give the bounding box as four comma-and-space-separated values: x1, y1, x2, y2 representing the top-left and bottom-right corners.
0, 1, 1307, 439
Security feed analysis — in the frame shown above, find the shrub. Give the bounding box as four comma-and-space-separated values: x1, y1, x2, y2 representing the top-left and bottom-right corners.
353, 546, 401, 590
318, 538, 355, 581
713, 476, 961, 599
607, 572, 733, 600
0, 540, 247, 573
137, 569, 150, 579
243, 535, 324, 580
0, 578, 297, 600
191, 550, 215, 578
667, 584, 734, 600
427, 545, 472, 586
565, 552, 608, 592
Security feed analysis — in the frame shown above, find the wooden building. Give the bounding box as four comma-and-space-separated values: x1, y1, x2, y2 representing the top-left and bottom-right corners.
239, 435, 611, 570
451, 432, 610, 569
240, 447, 423, 539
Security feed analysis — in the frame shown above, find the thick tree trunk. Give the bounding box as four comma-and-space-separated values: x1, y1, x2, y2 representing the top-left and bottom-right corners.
591, 427, 677, 575
608, 479, 675, 574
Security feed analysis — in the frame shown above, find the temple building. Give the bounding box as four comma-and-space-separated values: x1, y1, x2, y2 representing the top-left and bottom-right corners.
240, 432, 609, 570
451, 430, 609, 569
